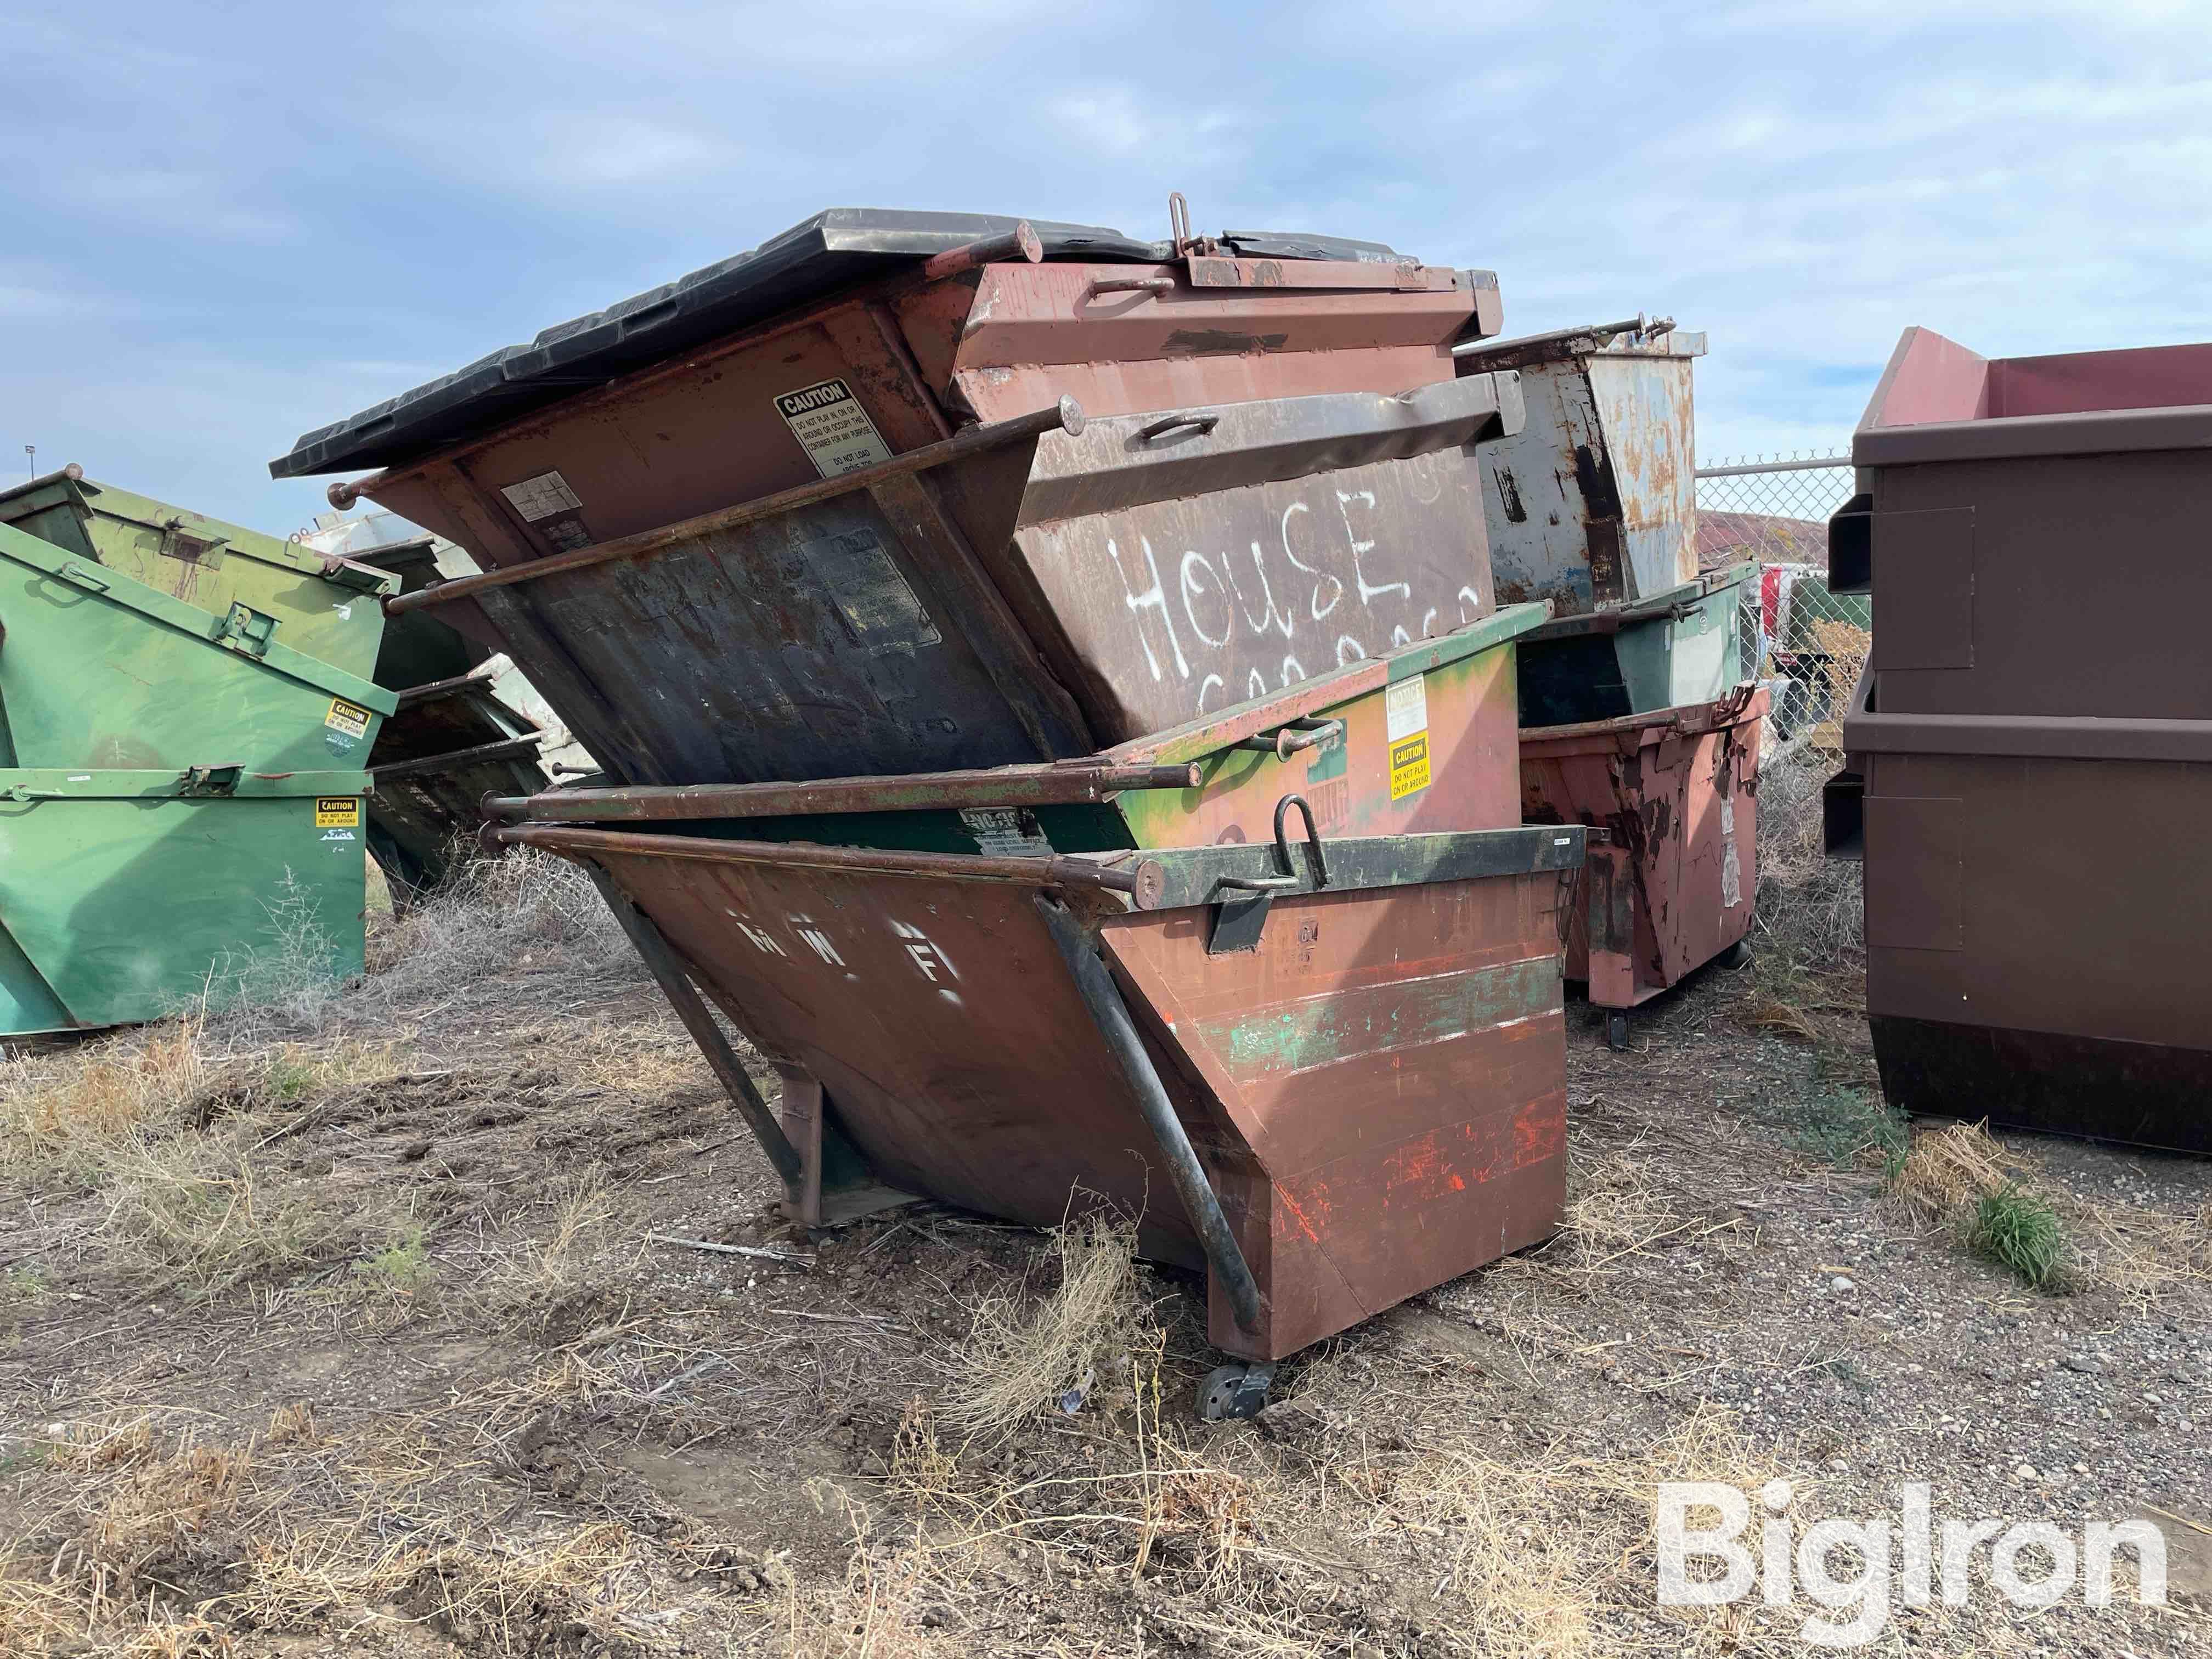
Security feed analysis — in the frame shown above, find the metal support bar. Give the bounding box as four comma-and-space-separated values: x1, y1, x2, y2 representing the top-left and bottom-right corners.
370, 733, 543, 785
1036, 897, 1263, 1336
1451, 314, 1669, 363
921, 221, 1042, 281
384, 397, 1087, 617
481, 760, 1202, 825
498, 822, 1158, 901
580, 862, 804, 1192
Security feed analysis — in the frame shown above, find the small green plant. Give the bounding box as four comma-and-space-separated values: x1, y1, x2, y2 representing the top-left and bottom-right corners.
1971, 1183, 2068, 1290
1785, 1088, 1909, 1170
2, 1265, 47, 1301
353, 1227, 435, 1295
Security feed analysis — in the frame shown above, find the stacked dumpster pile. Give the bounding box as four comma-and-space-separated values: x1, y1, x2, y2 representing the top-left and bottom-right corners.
350, 535, 555, 905
1824, 326, 2212, 1154
1458, 320, 1766, 1047
276, 204, 1592, 1401
0, 469, 396, 1035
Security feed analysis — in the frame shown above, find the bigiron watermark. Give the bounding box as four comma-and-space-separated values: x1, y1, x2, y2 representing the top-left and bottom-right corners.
1656, 1479, 2167, 1647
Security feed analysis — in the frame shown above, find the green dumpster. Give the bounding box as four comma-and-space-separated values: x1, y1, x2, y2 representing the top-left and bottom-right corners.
0, 768, 372, 1034
0, 521, 396, 772
0, 469, 392, 679
0, 474, 397, 1037
1515, 562, 1756, 729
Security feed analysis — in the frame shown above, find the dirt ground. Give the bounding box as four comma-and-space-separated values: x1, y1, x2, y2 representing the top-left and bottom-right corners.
2, 854, 2207, 1657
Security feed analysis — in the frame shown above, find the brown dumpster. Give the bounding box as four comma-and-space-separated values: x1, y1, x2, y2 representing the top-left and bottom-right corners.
1521, 689, 1765, 1048
1825, 327, 2212, 1152
500, 816, 1585, 1366
272, 207, 1518, 789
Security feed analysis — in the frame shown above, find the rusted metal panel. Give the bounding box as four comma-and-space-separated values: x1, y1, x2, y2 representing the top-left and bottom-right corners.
1099, 872, 1568, 1357
360, 379, 1522, 792
1520, 689, 1765, 1009
537, 826, 1576, 1359
1465, 326, 1704, 617
481, 608, 1543, 856
948, 262, 1476, 425
1005, 380, 1517, 738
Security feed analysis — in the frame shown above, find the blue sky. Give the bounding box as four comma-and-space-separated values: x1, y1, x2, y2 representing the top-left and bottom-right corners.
4, 1, 2207, 536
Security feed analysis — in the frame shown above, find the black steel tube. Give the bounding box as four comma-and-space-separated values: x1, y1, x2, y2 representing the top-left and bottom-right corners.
1035, 896, 1264, 1335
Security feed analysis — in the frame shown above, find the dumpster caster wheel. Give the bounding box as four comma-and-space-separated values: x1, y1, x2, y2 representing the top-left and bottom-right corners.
1719, 939, 1753, 970
1605, 1011, 1630, 1052
1198, 1362, 1276, 1421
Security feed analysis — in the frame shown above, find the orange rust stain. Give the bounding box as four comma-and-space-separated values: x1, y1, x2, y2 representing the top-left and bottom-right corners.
1273, 1180, 1328, 1245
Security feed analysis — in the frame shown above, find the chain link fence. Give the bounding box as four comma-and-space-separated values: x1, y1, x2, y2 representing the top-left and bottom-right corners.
1696, 454, 1866, 754
1696, 453, 1868, 964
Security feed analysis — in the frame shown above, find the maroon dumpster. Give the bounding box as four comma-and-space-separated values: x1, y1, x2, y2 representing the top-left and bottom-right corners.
280, 207, 1593, 1406
1521, 689, 1765, 1047
1826, 326, 2212, 1152
272, 207, 1517, 791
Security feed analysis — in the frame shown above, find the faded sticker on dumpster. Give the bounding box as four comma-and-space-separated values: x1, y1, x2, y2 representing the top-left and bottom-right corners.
775, 379, 893, 478
1386, 673, 1430, 801
498, 470, 596, 551
324, 697, 373, 747
314, 797, 360, 830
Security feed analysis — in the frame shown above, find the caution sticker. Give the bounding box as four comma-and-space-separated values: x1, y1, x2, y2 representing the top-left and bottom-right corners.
775, 379, 893, 478
1386, 673, 1430, 801
325, 697, 373, 741
314, 797, 361, 829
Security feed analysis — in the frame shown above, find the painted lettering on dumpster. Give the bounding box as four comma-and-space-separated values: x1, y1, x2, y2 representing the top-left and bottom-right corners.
1026, 456, 1491, 725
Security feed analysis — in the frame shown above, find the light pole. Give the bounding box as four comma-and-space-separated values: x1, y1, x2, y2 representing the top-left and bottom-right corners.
23, 445, 32, 479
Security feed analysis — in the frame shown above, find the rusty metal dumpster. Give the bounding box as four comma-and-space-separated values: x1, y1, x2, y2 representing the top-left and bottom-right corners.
1455, 318, 1704, 616
357, 537, 550, 902
1823, 327, 2212, 1152
478, 618, 1573, 1386
272, 206, 1520, 788
1521, 688, 1765, 1047
496, 812, 1584, 1371
483, 607, 1546, 855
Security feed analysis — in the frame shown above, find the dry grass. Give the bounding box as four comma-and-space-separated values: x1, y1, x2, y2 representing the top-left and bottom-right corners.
1366, 1405, 1791, 1658
0, 1018, 214, 1180
1888, 1120, 2011, 1220
100, 1135, 343, 1296
940, 1212, 1153, 1438
1751, 744, 1863, 972
359, 847, 637, 1018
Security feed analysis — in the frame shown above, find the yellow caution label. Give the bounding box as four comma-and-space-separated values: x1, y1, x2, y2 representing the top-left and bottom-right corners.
314, 797, 361, 829
1389, 732, 1431, 800
325, 697, 373, 740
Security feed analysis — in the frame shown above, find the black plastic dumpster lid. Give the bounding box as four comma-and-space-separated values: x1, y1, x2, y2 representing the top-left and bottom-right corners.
272, 208, 1410, 480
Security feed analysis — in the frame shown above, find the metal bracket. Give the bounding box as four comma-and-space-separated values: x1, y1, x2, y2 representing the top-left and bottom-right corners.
179, 764, 242, 797
215, 601, 278, 657
1228, 716, 1342, 761
1206, 794, 1329, 955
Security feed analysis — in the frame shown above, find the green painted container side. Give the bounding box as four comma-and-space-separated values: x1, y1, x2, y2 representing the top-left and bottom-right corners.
1519, 567, 1753, 727
1192, 952, 1559, 1076
0, 522, 395, 772
1613, 574, 1750, 712
0, 474, 396, 680
0, 769, 370, 1036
